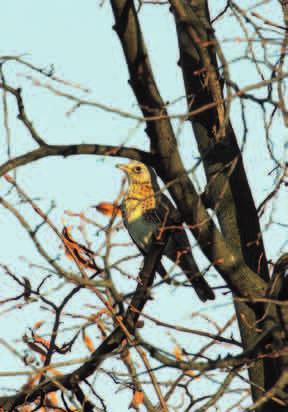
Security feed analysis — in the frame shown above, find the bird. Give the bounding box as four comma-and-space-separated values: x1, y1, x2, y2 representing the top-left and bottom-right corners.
267, 254, 288, 339
116, 161, 215, 302
269, 254, 288, 301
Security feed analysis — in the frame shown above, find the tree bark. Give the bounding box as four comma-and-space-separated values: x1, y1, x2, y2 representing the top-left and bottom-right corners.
169, 0, 287, 409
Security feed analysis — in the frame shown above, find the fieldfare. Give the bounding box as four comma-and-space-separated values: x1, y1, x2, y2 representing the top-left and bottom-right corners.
116, 161, 215, 302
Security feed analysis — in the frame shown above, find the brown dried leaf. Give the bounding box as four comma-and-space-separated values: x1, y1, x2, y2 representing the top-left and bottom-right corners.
83, 332, 94, 352
33, 320, 45, 330
131, 391, 144, 407
185, 370, 201, 381
62, 226, 96, 271
173, 345, 183, 361
95, 202, 122, 217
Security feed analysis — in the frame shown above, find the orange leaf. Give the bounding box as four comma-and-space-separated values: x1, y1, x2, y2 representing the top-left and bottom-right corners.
33, 334, 50, 349
173, 345, 183, 361
62, 226, 97, 271
46, 392, 58, 407
33, 320, 45, 330
132, 391, 144, 407
83, 332, 94, 352
95, 202, 121, 217
185, 370, 200, 380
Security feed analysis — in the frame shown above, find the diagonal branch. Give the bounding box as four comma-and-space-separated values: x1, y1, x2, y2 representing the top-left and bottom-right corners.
0, 82, 46, 146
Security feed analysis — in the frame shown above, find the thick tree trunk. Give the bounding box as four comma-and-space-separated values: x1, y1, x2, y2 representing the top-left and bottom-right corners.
110, 0, 288, 408
170, 0, 288, 409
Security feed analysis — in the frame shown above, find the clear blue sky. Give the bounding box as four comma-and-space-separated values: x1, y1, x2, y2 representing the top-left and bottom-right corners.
0, 0, 286, 410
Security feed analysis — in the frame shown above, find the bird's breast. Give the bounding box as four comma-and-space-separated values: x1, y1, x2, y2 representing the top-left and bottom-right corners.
123, 191, 156, 224
122, 186, 158, 251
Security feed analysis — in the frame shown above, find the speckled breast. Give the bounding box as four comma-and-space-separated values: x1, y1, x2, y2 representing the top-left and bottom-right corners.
122, 184, 157, 252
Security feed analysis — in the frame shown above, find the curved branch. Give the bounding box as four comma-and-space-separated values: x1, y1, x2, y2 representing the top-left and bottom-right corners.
0, 144, 154, 178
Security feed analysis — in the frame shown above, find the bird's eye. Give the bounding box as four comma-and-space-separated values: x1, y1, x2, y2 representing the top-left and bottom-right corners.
134, 166, 142, 173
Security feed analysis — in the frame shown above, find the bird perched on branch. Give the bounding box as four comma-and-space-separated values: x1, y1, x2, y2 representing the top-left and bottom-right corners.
269, 254, 288, 301
116, 161, 215, 302
268, 254, 288, 338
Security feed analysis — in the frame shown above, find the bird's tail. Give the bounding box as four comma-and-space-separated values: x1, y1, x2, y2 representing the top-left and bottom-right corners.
163, 229, 215, 302
188, 273, 215, 302
177, 253, 215, 302
156, 262, 172, 284
157, 260, 214, 301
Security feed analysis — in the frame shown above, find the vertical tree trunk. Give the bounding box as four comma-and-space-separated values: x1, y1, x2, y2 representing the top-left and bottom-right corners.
169, 0, 288, 409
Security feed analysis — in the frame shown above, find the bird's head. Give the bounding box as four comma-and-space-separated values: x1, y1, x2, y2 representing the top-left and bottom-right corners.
116, 161, 157, 187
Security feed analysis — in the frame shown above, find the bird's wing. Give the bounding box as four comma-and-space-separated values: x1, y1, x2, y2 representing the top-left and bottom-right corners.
143, 193, 180, 228
155, 196, 215, 302
268, 254, 288, 299
142, 208, 162, 225
120, 203, 148, 254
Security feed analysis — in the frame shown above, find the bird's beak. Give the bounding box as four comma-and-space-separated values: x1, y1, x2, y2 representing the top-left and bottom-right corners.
116, 164, 129, 173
